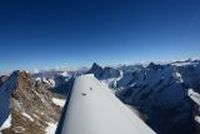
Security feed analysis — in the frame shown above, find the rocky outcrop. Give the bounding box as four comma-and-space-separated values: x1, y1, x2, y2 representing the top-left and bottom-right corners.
0, 71, 62, 134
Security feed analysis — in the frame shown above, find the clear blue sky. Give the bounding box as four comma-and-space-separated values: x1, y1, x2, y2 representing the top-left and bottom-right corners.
1, 0, 200, 72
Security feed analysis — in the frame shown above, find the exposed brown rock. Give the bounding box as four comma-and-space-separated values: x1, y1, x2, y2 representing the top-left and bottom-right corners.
1, 71, 62, 134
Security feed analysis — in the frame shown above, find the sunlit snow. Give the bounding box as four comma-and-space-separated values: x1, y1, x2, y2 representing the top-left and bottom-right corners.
52, 98, 66, 107
0, 114, 11, 133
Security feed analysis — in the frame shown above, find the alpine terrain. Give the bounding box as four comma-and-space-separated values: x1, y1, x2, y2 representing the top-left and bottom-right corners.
87, 59, 200, 134
1, 59, 200, 134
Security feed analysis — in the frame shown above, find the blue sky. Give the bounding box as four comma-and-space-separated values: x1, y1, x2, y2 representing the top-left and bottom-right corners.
1, 0, 200, 72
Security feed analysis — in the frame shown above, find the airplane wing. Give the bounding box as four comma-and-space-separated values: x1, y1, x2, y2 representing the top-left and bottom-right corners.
57, 74, 156, 134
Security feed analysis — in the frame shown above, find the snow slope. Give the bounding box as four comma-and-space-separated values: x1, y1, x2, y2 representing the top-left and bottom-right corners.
52, 98, 66, 107
0, 114, 11, 133
61, 74, 155, 134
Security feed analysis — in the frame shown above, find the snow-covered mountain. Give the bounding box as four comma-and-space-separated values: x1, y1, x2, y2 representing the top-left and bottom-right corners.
0, 71, 63, 134
88, 60, 200, 134
1, 59, 200, 134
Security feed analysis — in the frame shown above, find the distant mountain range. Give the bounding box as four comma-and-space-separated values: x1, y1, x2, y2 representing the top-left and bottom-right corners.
1, 59, 200, 134
87, 59, 200, 134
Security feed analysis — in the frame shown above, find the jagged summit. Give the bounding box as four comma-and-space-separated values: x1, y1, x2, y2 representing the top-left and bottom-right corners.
87, 62, 103, 73
0, 70, 61, 134
147, 62, 165, 71
87, 62, 120, 80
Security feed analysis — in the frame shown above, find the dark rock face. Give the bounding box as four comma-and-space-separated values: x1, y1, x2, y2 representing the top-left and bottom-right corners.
0, 71, 18, 126
87, 63, 104, 79
87, 63, 120, 80
0, 75, 9, 87
0, 71, 61, 134
103, 67, 121, 79
115, 61, 200, 134
178, 62, 200, 92
53, 75, 75, 95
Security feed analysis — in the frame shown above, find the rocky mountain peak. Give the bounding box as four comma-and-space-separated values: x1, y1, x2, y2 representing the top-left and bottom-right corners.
87, 63, 120, 80
147, 62, 164, 71
90, 62, 103, 73
0, 70, 61, 134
